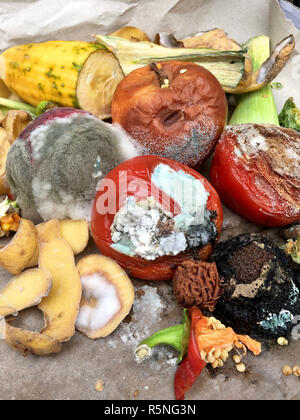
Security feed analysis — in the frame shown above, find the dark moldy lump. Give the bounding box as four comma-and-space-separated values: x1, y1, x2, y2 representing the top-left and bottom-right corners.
210, 233, 300, 338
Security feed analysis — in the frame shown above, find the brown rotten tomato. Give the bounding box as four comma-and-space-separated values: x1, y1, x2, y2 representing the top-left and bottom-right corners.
112, 61, 227, 168
210, 124, 300, 227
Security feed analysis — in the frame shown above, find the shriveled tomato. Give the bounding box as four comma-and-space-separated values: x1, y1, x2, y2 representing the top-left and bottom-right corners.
91, 155, 223, 281
210, 124, 300, 227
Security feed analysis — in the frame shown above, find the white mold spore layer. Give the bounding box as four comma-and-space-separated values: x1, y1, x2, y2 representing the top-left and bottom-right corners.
111, 164, 210, 260
76, 273, 121, 333
111, 196, 187, 260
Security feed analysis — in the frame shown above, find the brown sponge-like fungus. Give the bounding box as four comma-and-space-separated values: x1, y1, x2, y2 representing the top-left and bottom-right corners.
173, 260, 223, 311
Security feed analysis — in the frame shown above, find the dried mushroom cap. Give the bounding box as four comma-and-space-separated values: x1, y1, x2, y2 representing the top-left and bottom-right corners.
173, 260, 223, 311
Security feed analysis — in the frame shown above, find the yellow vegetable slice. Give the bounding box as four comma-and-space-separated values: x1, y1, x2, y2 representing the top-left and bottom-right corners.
76, 48, 124, 119
0, 219, 38, 275
0, 268, 52, 318
36, 219, 60, 243
38, 238, 82, 342
26, 219, 89, 268
0, 319, 62, 356
58, 219, 89, 254
76, 254, 134, 339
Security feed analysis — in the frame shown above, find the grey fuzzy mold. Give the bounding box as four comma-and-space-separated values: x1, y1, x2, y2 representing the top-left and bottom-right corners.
6, 109, 138, 222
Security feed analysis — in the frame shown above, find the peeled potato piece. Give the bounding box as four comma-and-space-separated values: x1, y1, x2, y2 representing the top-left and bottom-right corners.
0, 268, 52, 318
37, 219, 60, 243
76, 254, 134, 339
58, 220, 89, 254
26, 219, 89, 268
0, 319, 62, 356
0, 219, 38, 275
38, 238, 82, 342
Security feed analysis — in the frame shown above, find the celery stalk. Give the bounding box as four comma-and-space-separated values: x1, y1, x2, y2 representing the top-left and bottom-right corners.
230, 36, 279, 125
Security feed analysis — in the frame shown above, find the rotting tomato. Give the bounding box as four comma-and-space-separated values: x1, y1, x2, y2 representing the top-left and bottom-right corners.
91, 155, 223, 281
210, 124, 300, 227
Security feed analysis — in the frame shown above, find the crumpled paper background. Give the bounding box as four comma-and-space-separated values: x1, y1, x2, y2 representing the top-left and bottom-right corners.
0, 0, 299, 401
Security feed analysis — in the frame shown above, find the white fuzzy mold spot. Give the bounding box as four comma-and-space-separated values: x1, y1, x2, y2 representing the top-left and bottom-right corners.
76, 273, 121, 332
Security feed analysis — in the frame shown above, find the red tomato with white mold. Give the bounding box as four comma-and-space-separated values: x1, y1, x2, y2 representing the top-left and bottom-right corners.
91, 155, 223, 281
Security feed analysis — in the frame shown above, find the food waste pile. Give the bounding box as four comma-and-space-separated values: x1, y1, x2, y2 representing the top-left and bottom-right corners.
0, 26, 299, 400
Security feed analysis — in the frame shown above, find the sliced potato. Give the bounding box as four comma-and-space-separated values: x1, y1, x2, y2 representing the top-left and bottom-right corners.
0, 319, 62, 356
110, 26, 150, 42
37, 219, 60, 243
0, 305, 16, 317
38, 238, 82, 342
26, 219, 89, 268
0, 268, 52, 318
76, 254, 134, 339
0, 219, 38, 275
58, 220, 89, 254
77, 48, 124, 120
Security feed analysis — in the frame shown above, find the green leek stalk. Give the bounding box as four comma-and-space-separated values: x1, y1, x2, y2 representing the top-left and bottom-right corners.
95, 35, 246, 90
134, 309, 190, 364
230, 35, 279, 125
0, 98, 57, 118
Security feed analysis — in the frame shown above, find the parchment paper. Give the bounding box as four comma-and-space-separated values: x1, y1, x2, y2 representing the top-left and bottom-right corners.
0, 0, 299, 401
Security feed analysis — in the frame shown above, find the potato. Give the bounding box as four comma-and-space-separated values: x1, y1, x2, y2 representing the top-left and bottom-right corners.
58, 220, 89, 254
26, 219, 89, 268
0, 268, 52, 318
38, 238, 82, 342
0, 319, 62, 356
37, 219, 60, 243
0, 219, 38, 275
76, 254, 134, 339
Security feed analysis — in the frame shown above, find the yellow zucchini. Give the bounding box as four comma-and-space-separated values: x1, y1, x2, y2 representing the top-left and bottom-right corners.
1, 41, 124, 119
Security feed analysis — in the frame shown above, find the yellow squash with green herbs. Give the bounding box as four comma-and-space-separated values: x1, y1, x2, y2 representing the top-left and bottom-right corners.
1, 41, 124, 119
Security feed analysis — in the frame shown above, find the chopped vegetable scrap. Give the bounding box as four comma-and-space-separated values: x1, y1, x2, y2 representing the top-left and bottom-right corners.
283, 236, 300, 265
0, 197, 20, 238
135, 308, 261, 400
279, 97, 300, 133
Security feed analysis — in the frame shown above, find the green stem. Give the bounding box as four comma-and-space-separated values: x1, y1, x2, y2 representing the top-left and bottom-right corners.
0, 97, 37, 115
135, 309, 190, 364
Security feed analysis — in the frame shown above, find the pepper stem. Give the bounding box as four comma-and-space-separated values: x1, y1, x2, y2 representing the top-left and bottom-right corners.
134, 309, 190, 364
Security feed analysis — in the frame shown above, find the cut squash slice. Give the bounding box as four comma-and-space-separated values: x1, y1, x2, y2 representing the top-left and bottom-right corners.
77, 48, 124, 119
